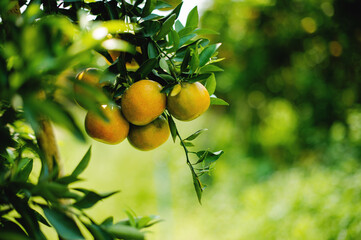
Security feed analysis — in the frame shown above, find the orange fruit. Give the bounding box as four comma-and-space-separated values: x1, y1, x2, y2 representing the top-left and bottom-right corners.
159, 0, 182, 11
167, 82, 210, 121
128, 115, 170, 151
85, 105, 129, 144
121, 80, 166, 126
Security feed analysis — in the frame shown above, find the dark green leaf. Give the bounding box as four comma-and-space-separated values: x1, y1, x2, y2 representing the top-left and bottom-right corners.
186, 73, 212, 83
56, 175, 82, 185
135, 58, 158, 80
71, 146, 91, 177
73, 191, 118, 209
142, 0, 157, 17
167, 115, 177, 142
34, 210, 51, 227
142, 14, 162, 21
181, 48, 191, 72
199, 44, 219, 67
154, 14, 176, 41
140, 21, 161, 37
184, 129, 208, 141
185, 6, 199, 28
86, 224, 113, 240
158, 74, 176, 83
14, 158, 33, 182
196, 150, 224, 165
43, 207, 84, 240
147, 42, 159, 58
187, 163, 203, 204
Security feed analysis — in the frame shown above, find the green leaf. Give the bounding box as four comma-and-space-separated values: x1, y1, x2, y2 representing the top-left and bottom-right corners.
178, 27, 196, 38
210, 96, 229, 106
135, 58, 158, 80
102, 224, 145, 240
186, 73, 212, 83
196, 150, 224, 165
189, 48, 200, 73
14, 158, 33, 182
200, 64, 224, 74
187, 162, 203, 204
154, 14, 176, 41
186, 6, 199, 28
167, 115, 177, 142
142, 0, 157, 17
71, 146, 91, 177
43, 207, 84, 240
147, 42, 159, 58
73, 190, 118, 209
158, 74, 176, 83
169, 30, 180, 51
184, 129, 208, 141
175, 20, 184, 32
199, 44, 219, 67
159, 58, 170, 74
86, 224, 113, 240
182, 141, 195, 147
179, 33, 196, 47
205, 73, 216, 95
56, 175, 82, 185
181, 48, 191, 72
140, 21, 161, 37
155, 1, 172, 10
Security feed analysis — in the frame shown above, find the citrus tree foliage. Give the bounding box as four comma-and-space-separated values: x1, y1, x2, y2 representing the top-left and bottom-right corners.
0, 0, 225, 239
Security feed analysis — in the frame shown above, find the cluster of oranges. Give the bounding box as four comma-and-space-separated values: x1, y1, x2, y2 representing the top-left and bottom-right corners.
74, 68, 210, 151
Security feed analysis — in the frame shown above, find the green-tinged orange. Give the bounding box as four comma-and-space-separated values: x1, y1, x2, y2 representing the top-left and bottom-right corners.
167, 82, 210, 121
128, 115, 170, 151
85, 105, 129, 144
121, 80, 166, 126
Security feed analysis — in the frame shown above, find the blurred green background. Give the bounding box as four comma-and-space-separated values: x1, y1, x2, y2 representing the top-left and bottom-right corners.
51, 0, 361, 239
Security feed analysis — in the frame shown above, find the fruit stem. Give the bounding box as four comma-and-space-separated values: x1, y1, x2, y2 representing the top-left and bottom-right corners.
154, 41, 178, 81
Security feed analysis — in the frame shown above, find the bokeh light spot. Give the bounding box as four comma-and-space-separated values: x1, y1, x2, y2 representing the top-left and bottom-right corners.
301, 17, 317, 34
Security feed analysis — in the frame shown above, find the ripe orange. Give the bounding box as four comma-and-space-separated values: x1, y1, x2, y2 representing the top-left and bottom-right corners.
85, 105, 129, 144
121, 80, 166, 126
167, 82, 210, 121
128, 115, 170, 151
159, 0, 182, 11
